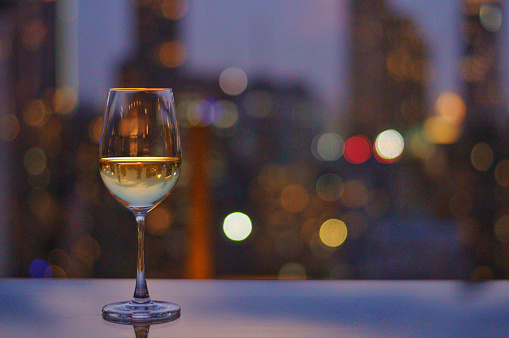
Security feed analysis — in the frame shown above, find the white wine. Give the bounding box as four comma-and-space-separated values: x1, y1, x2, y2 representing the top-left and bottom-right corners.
99, 157, 181, 210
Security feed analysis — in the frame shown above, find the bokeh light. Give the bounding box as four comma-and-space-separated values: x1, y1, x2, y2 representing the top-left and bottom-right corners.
343, 135, 371, 164
311, 133, 344, 161
47, 249, 71, 276
0, 114, 20, 141
408, 128, 435, 160
494, 214, 509, 243
435, 92, 466, 125
309, 232, 335, 258
319, 219, 347, 248
219, 67, 248, 96
341, 211, 368, 239
223, 212, 252, 241
88, 116, 103, 143
471, 142, 493, 171
23, 147, 47, 175
316, 173, 343, 202
160, 0, 189, 20
479, 3, 502, 32
47, 265, 67, 279
278, 262, 307, 280
22, 19, 46, 51
186, 98, 217, 126
422, 116, 461, 144
23, 98, 48, 127
28, 188, 52, 220
53, 87, 78, 115
29, 258, 50, 278
374, 129, 404, 163
212, 100, 239, 129
53, 86, 78, 115
494, 160, 509, 187
280, 184, 309, 213
157, 40, 187, 68
72, 235, 101, 266
146, 206, 174, 236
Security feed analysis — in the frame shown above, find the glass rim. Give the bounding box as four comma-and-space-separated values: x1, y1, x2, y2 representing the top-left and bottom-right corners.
109, 88, 173, 92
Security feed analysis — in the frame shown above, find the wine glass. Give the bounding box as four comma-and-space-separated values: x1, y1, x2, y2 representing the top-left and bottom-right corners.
99, 88, 182, 324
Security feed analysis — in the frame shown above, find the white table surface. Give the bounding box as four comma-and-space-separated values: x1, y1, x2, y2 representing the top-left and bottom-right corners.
1, 279, 508, 337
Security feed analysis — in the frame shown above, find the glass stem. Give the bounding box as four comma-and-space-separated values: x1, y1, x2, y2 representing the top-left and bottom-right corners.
133, 214, 151, 303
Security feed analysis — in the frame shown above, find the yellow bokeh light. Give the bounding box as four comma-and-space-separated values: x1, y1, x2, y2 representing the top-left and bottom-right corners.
48, 265, 67, 279
319, 219, 347, 248
186, 100, 209, 127
88, 116, 103, 144
278, 262, 307, 280
158, 40, 187, 68
22, 19, 46, 51
47, 249, 72, 275
73, 235, 101, 265
374, 129, 404, 161
161, 0, 189, 20
494, 214, 509, 243
28, 188, 52, 219
23, 99, 48, 127
219, 67, 248, 96
408, 128, 435, 160
146, 206, 174, 236
494, 160, 509, 187
422, 116, 461, 144
223, 212, 252, 241
0, 114, 20, 142
281, 184, 309, 213
54, 86, 78, 115
213, 100, 239, 129
436, 92, 466, 125
471, 142, 493, 171
23, 147, 47, 175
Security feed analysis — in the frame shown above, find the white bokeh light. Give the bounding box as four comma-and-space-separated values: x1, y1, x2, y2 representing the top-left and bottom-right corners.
223, 212, 252, 241
219, 67, 248, 96
374, 129, 404, 161
311, 133, 344, 161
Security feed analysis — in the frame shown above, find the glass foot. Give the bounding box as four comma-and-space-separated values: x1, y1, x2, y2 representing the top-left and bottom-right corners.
102, 300, 181, 324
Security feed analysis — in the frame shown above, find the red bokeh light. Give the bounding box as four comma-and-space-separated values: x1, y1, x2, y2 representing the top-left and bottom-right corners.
343, 135, 372, 164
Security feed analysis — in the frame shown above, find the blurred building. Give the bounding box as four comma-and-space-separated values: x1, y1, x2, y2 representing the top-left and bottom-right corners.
458, 0, 506, 279
1, 0, 508, 281
1, 1, 62, 277
0, 1, 17, 276
346, 0, 477, 279
348, 0, 427, 139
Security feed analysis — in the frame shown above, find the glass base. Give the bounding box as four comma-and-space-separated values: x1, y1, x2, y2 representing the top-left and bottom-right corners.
102, 300, 181, 324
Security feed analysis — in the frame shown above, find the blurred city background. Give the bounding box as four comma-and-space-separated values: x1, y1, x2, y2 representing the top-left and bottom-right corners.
0, 0, 508, 280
